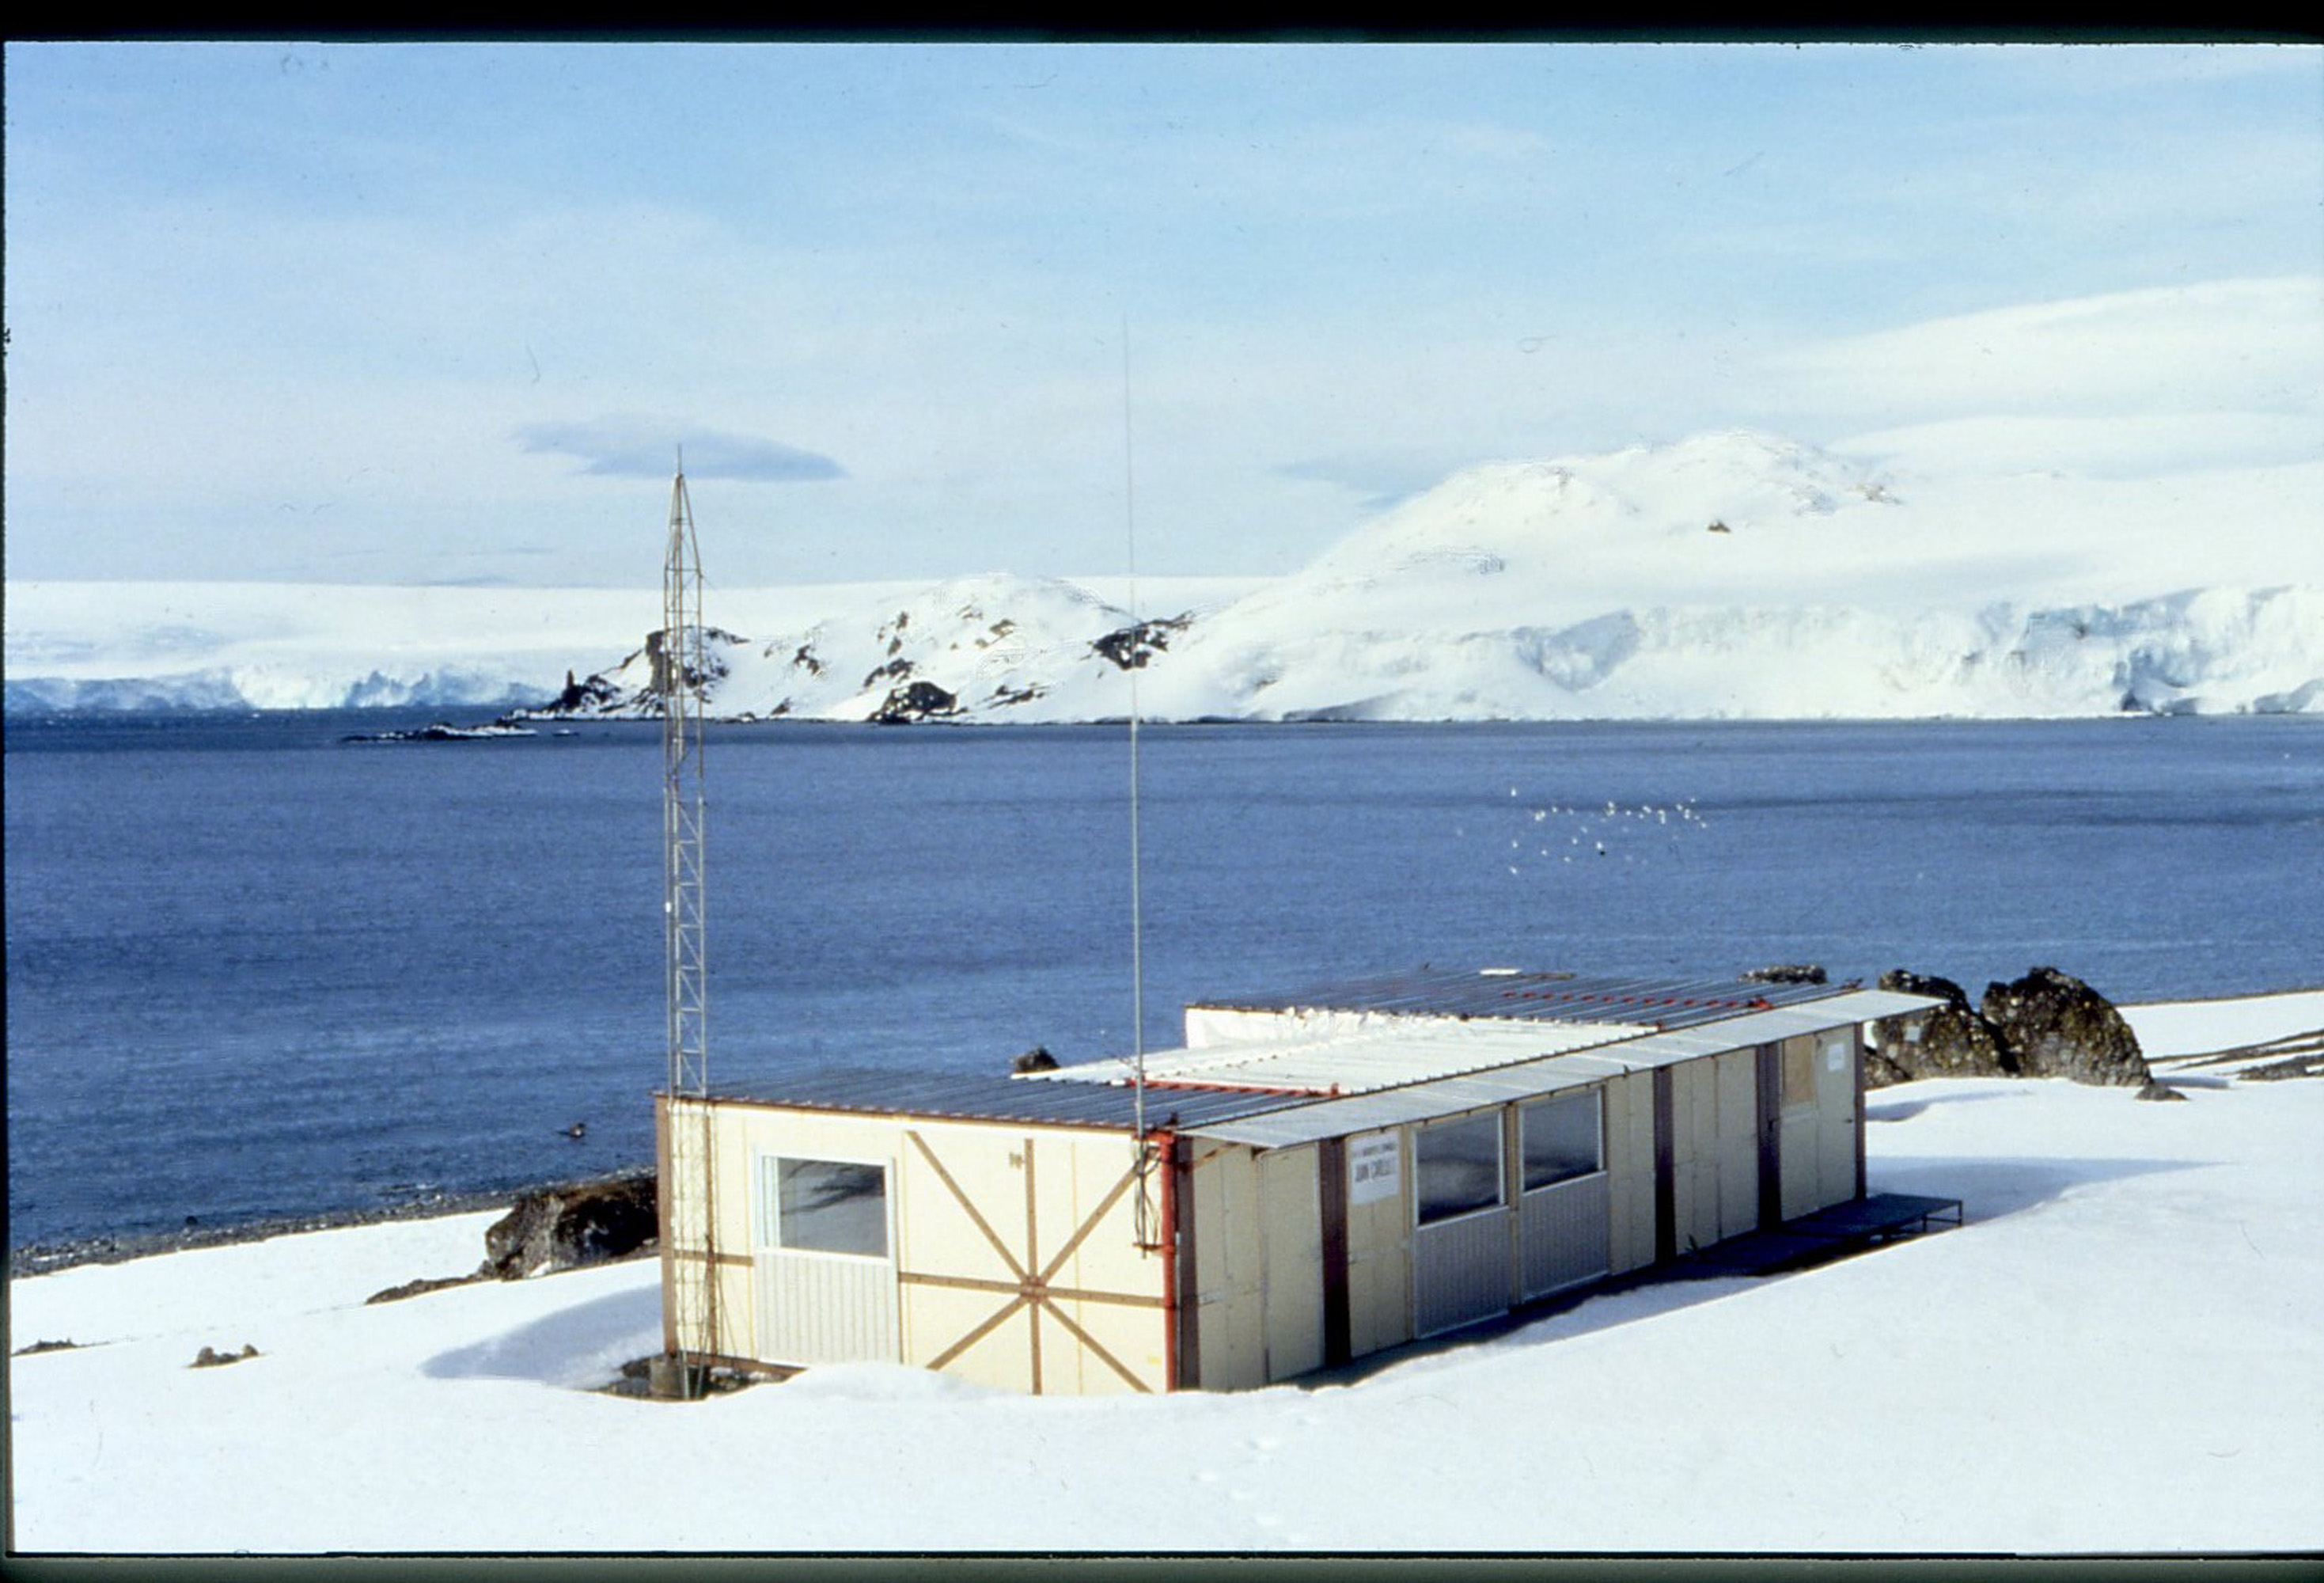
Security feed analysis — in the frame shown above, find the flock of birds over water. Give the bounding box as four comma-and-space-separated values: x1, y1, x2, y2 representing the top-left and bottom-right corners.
1455, 787, 1714, 875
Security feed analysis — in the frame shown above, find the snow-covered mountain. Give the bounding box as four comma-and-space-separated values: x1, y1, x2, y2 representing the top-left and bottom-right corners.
10, 431, 2320, 719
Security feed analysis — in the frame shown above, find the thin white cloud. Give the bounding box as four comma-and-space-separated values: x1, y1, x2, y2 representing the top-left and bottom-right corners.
514, 416, 845, 482
1776, 276, 2324, 426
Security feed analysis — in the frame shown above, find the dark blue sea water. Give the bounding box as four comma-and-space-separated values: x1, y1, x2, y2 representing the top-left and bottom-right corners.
7, 712, 2320, 1251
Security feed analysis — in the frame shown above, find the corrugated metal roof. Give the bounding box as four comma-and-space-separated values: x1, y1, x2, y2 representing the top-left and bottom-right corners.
1197, 966, 1851, 1030
695, 981, 1946, 1147
697, 1065, 1308, 1133
1183, 987, 1944, 1149
1019, 1018, 1632, 1096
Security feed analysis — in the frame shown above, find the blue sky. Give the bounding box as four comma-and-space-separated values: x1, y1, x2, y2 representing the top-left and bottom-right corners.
6, 41, 2318, 587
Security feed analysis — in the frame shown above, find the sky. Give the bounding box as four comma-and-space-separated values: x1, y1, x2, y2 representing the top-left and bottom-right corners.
5, 40, 2320, 588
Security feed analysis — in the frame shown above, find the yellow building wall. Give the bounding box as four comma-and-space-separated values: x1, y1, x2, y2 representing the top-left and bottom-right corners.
1816, 1028, 1861, 1205
1186, 1141, 1268, 1390
1258, 1146, 1325, 1383
1776, 1032, 1860, 1220
665, 1099, 1170, 1395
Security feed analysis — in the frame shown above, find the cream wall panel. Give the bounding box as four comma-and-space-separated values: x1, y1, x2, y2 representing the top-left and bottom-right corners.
1200, 1290, 1268, 1391
1052, 1297, 1167, 1395
1189, 1142, 1268, 1391
1779, 1112, 1822, 1219
1605, 1074, 1657, 1275
1714, 1050, 1761, 1242
1343, 1128, 1412, 1358
1259, 1148, 1325, 1383
1816, 1029, 1860, 1209
711, 1261, 754, 1361
1220, 1148, 1264, 1294
1670, 1062, 1722, 1253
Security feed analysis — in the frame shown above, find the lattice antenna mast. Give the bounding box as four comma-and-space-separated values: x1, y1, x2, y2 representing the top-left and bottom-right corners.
661, 447, 715, 1391
663, 450, 709, 1101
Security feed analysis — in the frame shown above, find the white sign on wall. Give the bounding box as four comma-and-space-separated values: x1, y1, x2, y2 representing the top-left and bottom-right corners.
1348, 1133, 1401, 1206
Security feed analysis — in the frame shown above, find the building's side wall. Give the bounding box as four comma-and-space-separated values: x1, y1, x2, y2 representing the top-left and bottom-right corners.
1669, 1059, 1720, 1255
1258, 1146, 1326, 1383
1713, 1050, 1761, 1242
660, 1095, 760, 1365
1818, 1026, 1863, 1206
1603, 1072, 1657, 1275
1776, 1031, 1861, 1220
1342, 1126, 1415, 1360
673, 1103, 1169, 1395
1187, 1140, 1268, 1390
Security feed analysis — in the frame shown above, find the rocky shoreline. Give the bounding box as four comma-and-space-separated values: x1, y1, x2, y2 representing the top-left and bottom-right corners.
8, 1169, 650, 1281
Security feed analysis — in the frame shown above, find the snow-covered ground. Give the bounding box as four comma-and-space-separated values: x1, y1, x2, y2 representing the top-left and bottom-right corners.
9, 431, 2320, 719
9, 992, 2319, 1554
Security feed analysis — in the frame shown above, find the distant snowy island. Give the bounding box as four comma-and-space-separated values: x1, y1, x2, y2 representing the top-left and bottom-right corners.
10, 431, 2321, 721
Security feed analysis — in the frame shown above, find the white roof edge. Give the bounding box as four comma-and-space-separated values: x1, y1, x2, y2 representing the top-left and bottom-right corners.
1181, 987, 1951, 1150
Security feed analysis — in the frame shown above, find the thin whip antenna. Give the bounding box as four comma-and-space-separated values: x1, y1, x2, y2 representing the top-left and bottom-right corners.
1122, 314, 1154, 1247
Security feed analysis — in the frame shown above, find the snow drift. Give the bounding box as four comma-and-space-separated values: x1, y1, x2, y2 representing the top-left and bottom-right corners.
8, 990, 2319, 1552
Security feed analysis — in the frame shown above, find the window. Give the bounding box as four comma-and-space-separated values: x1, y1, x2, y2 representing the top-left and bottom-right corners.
1782, 1039, 1818, 1107
1415, 1112, 1503, 1225
1521, 1089, 1602, 1190
775, 1157, 889, 1258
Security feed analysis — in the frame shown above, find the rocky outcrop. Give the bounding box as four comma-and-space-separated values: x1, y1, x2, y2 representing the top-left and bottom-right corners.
1981, 966, 2154, 1089
1870, 965, 2172, 1097
1011, 1045, 1059, 1074
366, 1273, 481, 1304
191, 1343, 261, 1368
481, 1171, 658, 1280
871, 680, 961, 723
1091, 613, 1192, 670
1868, 970, 2016, 1087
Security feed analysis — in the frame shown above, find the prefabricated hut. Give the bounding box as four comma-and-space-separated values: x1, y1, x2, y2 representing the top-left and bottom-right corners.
656, 967, 1942, 1395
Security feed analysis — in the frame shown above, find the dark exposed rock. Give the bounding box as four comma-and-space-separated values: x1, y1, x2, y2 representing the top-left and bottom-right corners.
644, 624, 741, 698
1092, 613, 1192, 670
366, 1273, 483, 1304
1742, 963, 1826, 985
870, 680, 961, 724
13, 1338, 83, 1356
543, 669, 623, 715
1869, 969, 2017, 1086
2135, 1079, 2188, 1103
1011, 1045, 1059, 1074
861, 656, 914, 690
1981, 966, 2152, 1088
191, 1343, 260, 1368
482, 1171, 658, 1281
2239, 1050, 2324, 1083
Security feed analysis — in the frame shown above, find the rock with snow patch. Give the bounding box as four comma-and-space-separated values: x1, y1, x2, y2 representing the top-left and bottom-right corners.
1092, 613, 1192, 671
481, 1171, 658, 1280
870, 680, 961, 723
1980, 967, 2152, 1088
